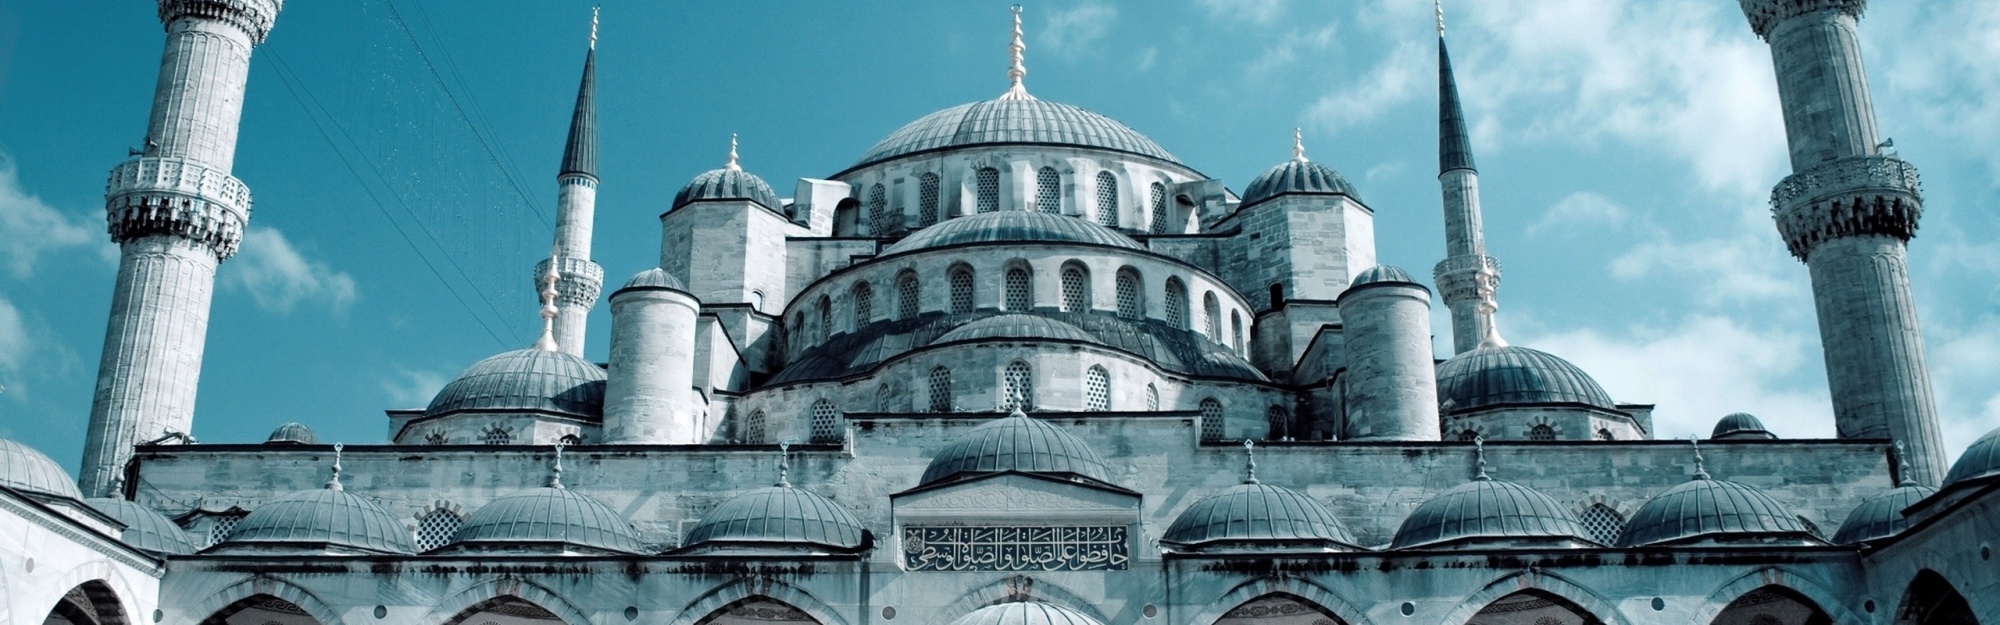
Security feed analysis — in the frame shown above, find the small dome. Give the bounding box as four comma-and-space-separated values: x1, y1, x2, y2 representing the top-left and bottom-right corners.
1390, 478, 1592, 549
1162, 482, 1356, 550
1240, 159, 1361, 207
1711, 413, 1776, 440
1943, 426, 2000, 488
426, 348, 607, 420
947, 602, 1105, 625
881, 211, 1144, 257
618, 267, 686, 292
934, 314, 1101, 345
853, 98, 1178, 171
1832, 484, 1938, 545
87, 498, 200, 555
0, 438, 82, 500
1436, 345, 1616, 413
1618, 477, 1812, 547
672, 166, 781, 212
450, 487, 644, 554
681, 485, 866, 551
919, 412, 1113, 487
220, 488, 414, 554
1350, 265, 1416, 287
265, 422, 318, 445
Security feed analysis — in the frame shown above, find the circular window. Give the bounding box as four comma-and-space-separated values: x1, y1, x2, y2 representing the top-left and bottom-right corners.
625, 607, 640, 621
1142, 605, 1158, 619
1865, 600, 1876, 613
1400, 602, 1415, 616
374, 606, 388, 619
882, 607, 897, 620
1651, 598, 1666, 611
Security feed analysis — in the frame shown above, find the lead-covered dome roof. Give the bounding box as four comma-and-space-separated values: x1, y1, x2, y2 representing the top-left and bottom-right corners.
1943, 426, 2000, 489
266, 422, 317, 445
218, 488, 415, 554
934, 314, 1100, 345
948, 602, 1104, 625
1241, 158, 1361, 207
881, 211, 1143, 256
618, 267, 686, 292
426, 348, 606, 420
1390, 478, 1592, 549
449, 487, 645, 554
0, 438, 82, 500
88, 498, 200, 555
673, 166, 781, 212
1617, 476, 1812, 547
1711, 412, 1775, 440
853, 99, 1178, 170
681, 485, 867, 551
1162, 482, 1357, 550
1832, 483, 1937, 545
919, 411, 1113, 487
1436, 345, 1615, 413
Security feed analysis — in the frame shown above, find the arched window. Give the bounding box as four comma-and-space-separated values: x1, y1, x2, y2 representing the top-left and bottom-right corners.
414, 509, 463, 552
976, 167, 1001, 213
750, 290, 765, 312
1269, 283, 1284, 309
1457, 429, 1480, 442
1114, 268, 1142, 319
1578, 503, 1625, 546
949, 265, 974, 314
809, 400, 839, 443
1165, 278, 1189, 329
918, 172, 941, 226
1148, 182, 1168, 233
559, 433, 583, 445
851, 281, 873, 327
896, 271, 920, 320
817, 295, 833, 340
482, 426, 512, 445
1230, 311, 1245, 354
1199, 398, 1224, 441
1203, 292, 1222, 338
1004, 265, 1033, 311
1060, 264, 1090, 312
1084, 365, 1111, 411
928, 367, 953, 412
1094, 171, 1119, 227
1036, 167, 1061, 213
1597, 428, 1615, 441
1145, 383, 1159, 411
745, 409, 767, 443
1267, 406, 1289, 440
1001, 361, 1035, 411
1528, 424, 1556, 441
867, 184, 889, 235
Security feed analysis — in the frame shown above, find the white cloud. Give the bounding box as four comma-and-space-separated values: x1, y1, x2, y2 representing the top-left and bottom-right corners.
222, 228, 357, 313
1038, 4, 1117, 56
1871, 1, 2000, 179
1198, 0, 1288, 25
0, 297, 26, 373
380, 367, 449, 408
1528, 192, 1629, 236
1305, 40, 1425, 134
1926, 316, 2000, 461
1246, 20, 1339, 76
0, 156, 111, 278
1134, 47, 1158, 73
1607, 233, 1805, 306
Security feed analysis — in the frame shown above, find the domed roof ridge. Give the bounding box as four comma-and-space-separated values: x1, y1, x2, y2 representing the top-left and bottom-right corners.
852, 98, 1178, 171
1435, 345, 1615, 413
0, 438, 83, 501
681, 484, 867, 551
1349, 265, 1416, 288
1241, 158, 1361, 207
618, 267, 686, 292
1943, 426, 2000, 488
934, 313, 1101, 346
1390, 477, 1591, 549
1711, 412, 1776, 440
672, 166, 781, 212
88, 498, 201, 555
1832, 483, 1937, 544
947, 601, 1105, 625
449, 486, 646, 554
218, 488, 415, 554
1617, 476, 1812, 547
918, 411, 1113, 487
266, 422, 318, 445
1162, 481, 1357, 550
426, 348, 607, 419
881, 211, 1143, 257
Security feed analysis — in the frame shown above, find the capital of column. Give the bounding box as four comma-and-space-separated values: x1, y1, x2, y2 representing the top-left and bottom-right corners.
1771, 155, 1922, 261
105, 156, 250, 259
535, 256, 604, 308
1432, 254, 1501, 306
1739, 0, 1866, 39
159, 0, 284, 44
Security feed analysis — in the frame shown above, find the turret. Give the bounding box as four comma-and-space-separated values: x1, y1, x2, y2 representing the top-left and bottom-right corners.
603, 268, 702, 444
80, 0, 284, 496
1740, 0, 1945, 484
1430, 2, 1502, 355
535, 9, 606, 357
1336, 266, 1440, 441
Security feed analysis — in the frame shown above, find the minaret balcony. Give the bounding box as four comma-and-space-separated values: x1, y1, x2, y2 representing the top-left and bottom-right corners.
1770, 155, 1923, 259
103, 156, 251, 258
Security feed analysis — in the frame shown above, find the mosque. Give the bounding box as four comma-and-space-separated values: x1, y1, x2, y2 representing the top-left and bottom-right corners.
4, 1, 1998, 625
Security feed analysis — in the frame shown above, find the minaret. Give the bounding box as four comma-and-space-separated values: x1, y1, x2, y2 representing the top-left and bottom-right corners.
1741, 0, 1945, 485
79, 0, 284, 497
534, 8, 606, 357
1430, 1, 1503, 354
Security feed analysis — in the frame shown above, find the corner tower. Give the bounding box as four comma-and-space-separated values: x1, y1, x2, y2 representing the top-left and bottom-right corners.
1742, 0, 1945, 484
535, 10, 606, 357
1431, 7, 1502, 355
80, 0, 283, 496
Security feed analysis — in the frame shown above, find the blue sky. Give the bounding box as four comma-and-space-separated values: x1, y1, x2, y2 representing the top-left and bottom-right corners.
0, 1, 1995, 473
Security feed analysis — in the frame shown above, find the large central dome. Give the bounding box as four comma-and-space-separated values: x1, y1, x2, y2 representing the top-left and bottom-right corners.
850, 98, 1179, 171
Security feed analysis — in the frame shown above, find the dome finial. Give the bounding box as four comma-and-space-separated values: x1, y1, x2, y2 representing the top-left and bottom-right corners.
777, 440, 793, 487
1472, 436, 1490, 481
589, 6, 599, 50
1893, 440, 1915, 487
1292, 127, 1307, 162
327, 443, 345, 491
1435, 0, 1446, 38
1242, 439, 1259, 484
534, 246, 562, 351
549, 442, 566, 489
1690, 436, 1710, 481
1477, 322, 1508, 349
725, 133, 742, 171
999, 5, 1036, 101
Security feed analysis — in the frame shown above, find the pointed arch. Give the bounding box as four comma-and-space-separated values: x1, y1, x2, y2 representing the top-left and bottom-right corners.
1436, 570, 1631, 625
1185, 577, 1376, 625
187, 577, 344, 625
43, 561, 142, 625
666, 577, 848, 625
1690, 567, 1859, 625
1896, 569, 1979, 625
932, 575, 1110, 625
421, 578, 591, 625
38, 580, 129, 625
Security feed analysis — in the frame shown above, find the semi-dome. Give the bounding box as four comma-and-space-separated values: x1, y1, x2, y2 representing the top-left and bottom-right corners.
425, 348, 607, 420
934, 314, 1100, 345
618, 267, 686, 292
947, 602, 1105, 625
852, 98, 1178, 171
1711, 413, 1776, 440
681, 485, 866, 551
1832, 483, 1937, 545
450, 486, 645, 554
88, 498, 200, 555
1390, 478, 1592, 549
1435, 345, 1616, 413
218, 488, 414, 554
1618, 476, 1813, 547
672, 166, 781, 212
919, 411, 1113, 487
1942, 426, 2000, 488
880, 210, 1144, 256
0, 438, 83, 500
266, 422, 318, 445
1162, 482, 1357, 551
1241, 158, 1361, 207
1350, 265, 1416, 287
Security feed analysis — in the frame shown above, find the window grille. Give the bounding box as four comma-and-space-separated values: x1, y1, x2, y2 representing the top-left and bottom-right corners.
1231, 311, 1245, 354
1002, 361, 1035, 411
919, 173, 941, 226
1199, 399, 1224, 441
810, 400, 839, 443
1458, 429, 1480, 442
868, 184, 889, 234
559, 433, 583, 445
1204, 293, 1222, 338
1148, 182, 1168, 233
1005, 267, 1033, 311
415, 509, 463, 552
897, 273, 920, 320
1036, 167, 1061, 213
1578, 504, 1625, 545
1267, 406, 1289, 440
852, 282, 873, 327
1529, 424, 1556, 441
949, 267, 974, 314
481, 427, 512, 445
206, 513, 246, 547
1060, 265, 1089, 312
1084, 366, 1111, 411
928, 367, 953, 412
818, 296, 833, 341
976, 167, 1000, 213
1144, 384, 1160, 411
1597, 428, 1615, 441
1115, 270, 1141, 319
746, 410, 767, 443
1165, 279, 1188, 329
1094, 171, 1118, 227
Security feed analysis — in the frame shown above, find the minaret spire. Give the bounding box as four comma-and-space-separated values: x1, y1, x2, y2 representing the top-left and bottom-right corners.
999, 5, 1035, 101
535, 247, 561, 351
539, 8, 606, 357
1431, 0, 1504, 355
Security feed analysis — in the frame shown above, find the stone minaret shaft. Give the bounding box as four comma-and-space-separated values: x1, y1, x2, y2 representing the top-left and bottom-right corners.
1431, 36, 1502, 354
1743, 0, 1944, 485
80, 0, 284, 496
536, 30, 604, 357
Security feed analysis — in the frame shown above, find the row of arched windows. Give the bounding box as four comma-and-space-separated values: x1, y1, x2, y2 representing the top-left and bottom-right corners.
1452, 424, 1619, 442
857, 168, 1178, 233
